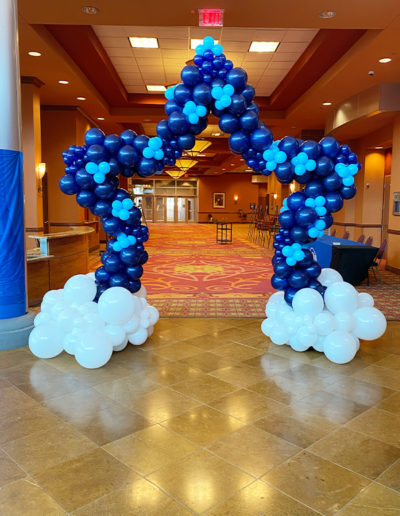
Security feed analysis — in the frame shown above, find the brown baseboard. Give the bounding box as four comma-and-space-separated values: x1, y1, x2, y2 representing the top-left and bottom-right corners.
386, 265, 400, 275
89, 244, 100, 252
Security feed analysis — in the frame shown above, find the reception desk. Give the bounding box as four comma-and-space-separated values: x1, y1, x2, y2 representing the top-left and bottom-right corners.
27, 226, 94, 305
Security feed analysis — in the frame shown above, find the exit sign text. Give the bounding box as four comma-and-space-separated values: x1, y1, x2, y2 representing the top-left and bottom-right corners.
198, 9, 224, 27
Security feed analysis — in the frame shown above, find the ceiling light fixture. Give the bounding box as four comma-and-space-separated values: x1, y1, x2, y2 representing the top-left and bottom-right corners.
320, 10, 336, 18
322, 102, 332, 106
249, 41, 279, 53
28, 51, 41, 57
82, 6, 99, 14
212, 132, 221, 136
190, 38, 219, 49
146, 85, 166, 92
129, 37, 158, 48
58, 80, 69, 84
76, 96, 86, 101
97, 117, 105, 120
379, 57, 392, 63
375, 146, 383, 149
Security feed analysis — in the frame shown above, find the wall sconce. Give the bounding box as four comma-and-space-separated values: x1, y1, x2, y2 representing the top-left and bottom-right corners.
273, 193, 278, 200
233, 194, 239, 204
36, 162, 46, 194
290, 182, 295, 192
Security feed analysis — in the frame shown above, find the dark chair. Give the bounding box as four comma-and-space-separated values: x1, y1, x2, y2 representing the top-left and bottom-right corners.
330, 228, 336, 237
342, 231, 350, 239
368, 239, 387, 283
357, 234, 365, 243
365, 236, 373, 246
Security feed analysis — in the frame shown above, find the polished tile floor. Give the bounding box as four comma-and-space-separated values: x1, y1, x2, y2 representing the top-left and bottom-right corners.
0, 318, 400, 515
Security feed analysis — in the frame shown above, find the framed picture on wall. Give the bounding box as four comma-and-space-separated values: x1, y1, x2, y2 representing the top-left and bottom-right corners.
213, 192, 225, 209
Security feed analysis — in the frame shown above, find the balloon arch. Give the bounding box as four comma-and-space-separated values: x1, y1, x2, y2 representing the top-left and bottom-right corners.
29, 36, 386, 368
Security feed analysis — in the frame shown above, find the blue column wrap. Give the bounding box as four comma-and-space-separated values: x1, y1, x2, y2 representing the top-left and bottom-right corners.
0, 149, 26, 318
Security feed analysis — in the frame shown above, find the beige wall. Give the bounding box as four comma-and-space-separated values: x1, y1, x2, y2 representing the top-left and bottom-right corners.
387, 114, 400, 269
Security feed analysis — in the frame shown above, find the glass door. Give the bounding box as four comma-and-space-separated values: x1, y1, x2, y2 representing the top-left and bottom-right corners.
177, 197, 186, 222
143, 196, 153, 222
166, 197, 175, 222
155, 197, 165, 222
187, 197, 196, 222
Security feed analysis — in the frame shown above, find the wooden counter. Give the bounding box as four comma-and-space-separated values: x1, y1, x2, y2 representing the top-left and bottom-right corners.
27, 226, 94, 305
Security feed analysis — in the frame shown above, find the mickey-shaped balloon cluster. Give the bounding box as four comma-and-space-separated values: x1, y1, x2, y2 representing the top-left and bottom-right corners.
59, 128, 149, 299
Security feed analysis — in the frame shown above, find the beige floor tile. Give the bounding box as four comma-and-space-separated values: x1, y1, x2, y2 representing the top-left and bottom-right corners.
238, 334, 272, 352
34, 448, 138, 512
147, 449, 253, 513
310, 354, 371, 375
263, 451, 370, 515
308, 427, 400, 479
339, 482, 400, 515
0, 450, 26, 487
254, 406, 337, 448
72, 477, 192, 515
377, 460, 400, 492
0, 348, 37, 370
178, 333, 231, 351
347, 408, 400, 447
291, 390, 370, 425
353, 364, 400, 390
156, 325, 206, 343
110, 347, 171, 372
237, 319, 265, 332
213, 342, 264, 362
179, 351, 237, 373
207, 425, 300, 477
104, 424, 197, 475
0, 404, 61, 444
162, 405, 245, 446
209, 388, 285, 423
172, 372, 236, 403
153, 341, 205, 361
177, 318, 233, 333
206, 480, 319, 515
3, 422, 97, 476
215, 327, 259, 342
210, 363, 267, 388
0, 479, 64, 515
146, 360, 202, 386
133, 386, 200, 423
0, 385, 39, 418
243, 352, 300, 373
267, 343, 322, 364
93, 373, 161, 409
328, 376, 395, 407
248, 375, 322, 405
377, 391, 400, 414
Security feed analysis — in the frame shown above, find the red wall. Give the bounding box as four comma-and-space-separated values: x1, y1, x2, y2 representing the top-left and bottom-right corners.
198, 174, 259, 223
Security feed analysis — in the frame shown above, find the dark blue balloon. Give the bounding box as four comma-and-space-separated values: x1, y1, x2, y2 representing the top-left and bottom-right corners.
181, 65, 202, 86
174, 84, 192, 106
133, 135, 149, 153
75, 169, 94, 189
193, 54, 203, 66
118, 145, 139, 166
203, 48, 214, 61
178, 134, 195, 150
296, 170, 314, 185
95, 284, 109, 299
93, 200, 112, 217
274, 260, 292, 278
189, 119, 207, 135
59, 175, 79, 195
109, 273, 129, 289
114, 188, 130, 201
271, 274, 289, 291
219, 113, 240, 134
165, 99, 181, 116
226, 67, 248, 92
299, 140, 321, 160
94, 182, 115, 199
284, 287, 298, 306
104, 134, 122, 155
106, 240, 116, 252
315, 156, 333, 177
102, 216, 123, 236
320, 136, 340, 158
323, 172, 342, 191
229, 94, 247, 115
288, 270, 309, 289
240, 111, 259, 132
192, 83, 212, 105
108, 157, 121, 175
279, 136, 299, 158
128, 280, 141, 293
120, 167, 135, 178
275, 163, 294, 184
305, 262, 322, 278
250, 127, 273, 151
341, 184, 357, 199
242, 84, 255, 104
321, 212, 334, 228
229, 131, 250, 154
348, 152, 358, 164
168, 111, 190, 136
297, 249, 314, 268
157, 120, 174, 140
139, 250, 149, 265
287, 191, 306, 211
246, 102, 259, 114
120, 247, 141, 266
325, 192, 343, 213
290, 226, 309, 243
86, 144, 108, 164
138, 158, 157, 176
85, 128, 105, 146
224, 59, 233, 71
120, 129, 137, 146
295, 207, 317, 227
278, 210, 295, 229
305, 180, 325, 198
76, 190, 96, 207
126, 265, 143, 279
95, 266, 110, 284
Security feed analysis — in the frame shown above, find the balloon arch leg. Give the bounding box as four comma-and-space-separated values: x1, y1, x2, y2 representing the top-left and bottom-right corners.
29, 37, 386, 368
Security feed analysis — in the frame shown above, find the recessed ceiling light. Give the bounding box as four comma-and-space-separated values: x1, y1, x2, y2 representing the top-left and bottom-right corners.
379, 58, 391, 63
249, 41, 279, 53
146, 85, 166, 92
82, 6, 99, 14
230, 163, 235, 166
76, 96, 86, 101
222, 168, 226, 170
28, 51, 41, 57
212, 132, 221, 136
190, 38, 219, 49
129, 37, 158, 48
58, 80, 69, 84
322, 102, 332, 106
97, 117, 105, 120
375, 146, 383, 149
320, 10, 336, 18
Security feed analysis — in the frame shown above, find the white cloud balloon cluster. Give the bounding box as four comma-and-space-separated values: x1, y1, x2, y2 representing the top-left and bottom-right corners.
29, 274, 159, 368
262, 268, 386, 364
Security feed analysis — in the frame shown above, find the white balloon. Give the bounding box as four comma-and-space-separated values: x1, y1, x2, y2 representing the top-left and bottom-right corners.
147, 325, 154, 337
98, 287, 139, 325
51, 301, 68, 319
352, 307, 387, 340
123, 315, 140, 334
261, 318, 275, 337
292, 288, 324, 317
84, 312, 106, 329
34, 311, 53, 327
104, 324, 127, 348
324, 282, 358, 314
63, 275, 97, 305
270, 326, 289, 345
358, 292, 374, 308
318, 268, 343, 287
75, 330, 113, 369
43, 289, 63, 304
296, 326, 317, 348
276, 304, 292, 323
267, 291, 285, 307
86, 272, 96, 281
29, 323, 64, 359
140, 311, 151, 329
128, 328, 148, 345
282, 311, 299, 335
78, 301, 99, 314
113, 338, 129, 352
135, 285, 147, 298
334, 312, 355, 332
314, 311, 336, 336
266, 303, 280, 319
39, 299, 53, 314
63, 332, 80, 355
323, 331, 358, 364
313, 336, 325, 352
57, 308, 81, 332
289, 334, 309, 352
147, 306, 159, 326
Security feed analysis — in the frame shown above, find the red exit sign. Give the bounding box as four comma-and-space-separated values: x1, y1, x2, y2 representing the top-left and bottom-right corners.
198, 8, 224, 27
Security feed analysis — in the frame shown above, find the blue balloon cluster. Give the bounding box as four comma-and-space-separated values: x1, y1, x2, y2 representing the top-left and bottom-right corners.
60, 128, 149, 299
59, 36, 362, 304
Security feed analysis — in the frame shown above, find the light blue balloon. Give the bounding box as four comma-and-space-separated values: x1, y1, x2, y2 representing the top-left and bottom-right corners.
308, 227, 318, 238
306, 159, 316, 171
196, 44, 205, 55
223, 84, 234, 96
335, 162, 346, 173
149, 136, 162, 149
98, 161, 111, 174
122, 198, 133, 210
348, 164, 358, 175
112, 200, 122, 210
286, 256, 297, 266
215, 100, 223, 110
275, 151, 287, 164
294, 250, 305, 261
315, 220, 326, 230
165, 87, 175, 100
295, 164, 306, 176
154, 149, 164, 160
203, 36, 214, 49
282, 246, 293, 257
94, 172, 105, 184
263, 149, 274, 161
196, 105, 207, 117
315, 196, 325, 206
85, 162, 97, 174
119, 209, 130, 221
220, 95, 232, 108
128, 235, 137, 245
297, 152, 308, 164
343, 176, 354, 186
113, 242, 122, 252
305, 198, 315, 208
188, 113, 199, 124
211, 86, 223, 100
184, 101, 196, 113
143, 147, 154, 159
315, 206, 327, 216
213, 44, 223, 56
266, 161, 276, 172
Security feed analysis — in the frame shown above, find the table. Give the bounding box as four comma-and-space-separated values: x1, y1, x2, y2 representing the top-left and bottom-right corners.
304, 235, 364, 268
216, 222, 232, 244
